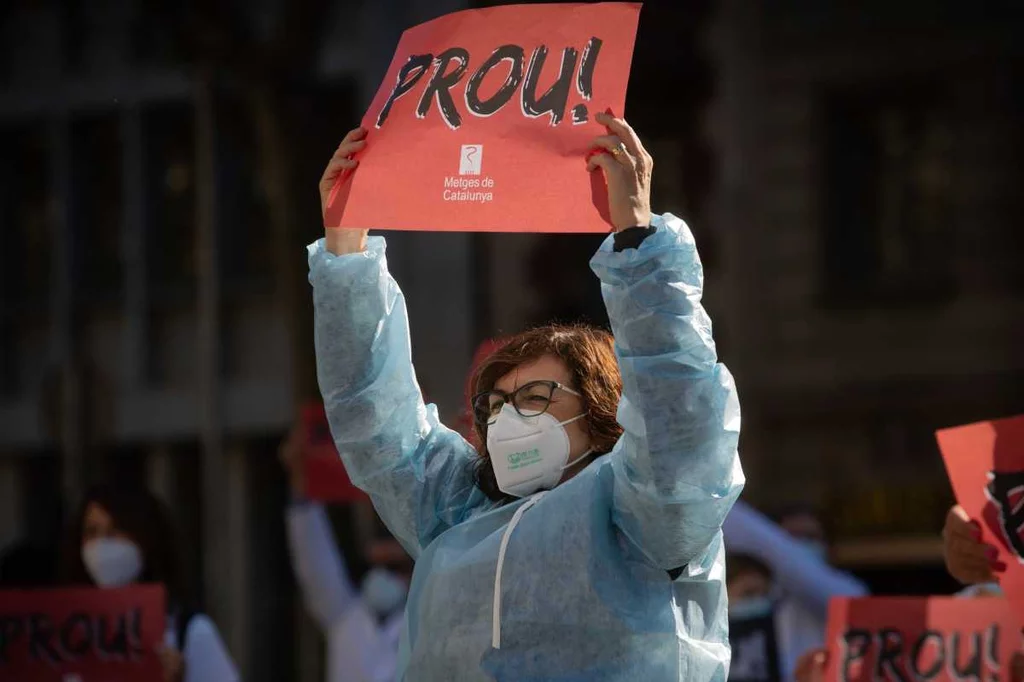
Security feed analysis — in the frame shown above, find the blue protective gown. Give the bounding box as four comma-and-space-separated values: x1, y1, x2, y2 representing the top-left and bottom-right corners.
308, 213, 744, 682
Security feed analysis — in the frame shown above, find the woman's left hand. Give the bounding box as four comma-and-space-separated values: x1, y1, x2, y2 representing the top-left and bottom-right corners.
794, 648, 829, 682
587, 112, 653, 232
157, 644, 184, 682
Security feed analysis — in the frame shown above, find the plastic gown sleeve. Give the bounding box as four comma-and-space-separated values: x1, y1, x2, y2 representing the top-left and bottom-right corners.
308, 237, 488, 558
591, 213, 745, 571
286, 503, 359, 629
722, 500, 868, 614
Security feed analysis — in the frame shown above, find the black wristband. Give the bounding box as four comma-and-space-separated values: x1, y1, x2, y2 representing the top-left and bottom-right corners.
613, 225, 656, 252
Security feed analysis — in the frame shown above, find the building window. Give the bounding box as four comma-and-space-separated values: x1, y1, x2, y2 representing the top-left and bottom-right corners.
72, 113, 124, 303
0, 124, 52, 307
0, 124, 52, 395
819, 81, 957, 308
144, 102, 196, 303
218, 93, 273, 298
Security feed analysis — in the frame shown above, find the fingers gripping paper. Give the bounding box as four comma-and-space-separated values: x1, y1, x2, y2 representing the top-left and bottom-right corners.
937, 415, 1024, 615
324, 3, 641, 233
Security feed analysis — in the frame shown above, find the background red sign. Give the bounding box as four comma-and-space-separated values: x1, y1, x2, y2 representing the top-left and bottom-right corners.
325, 2, 641, 233
824, 596, 1021, 682
937, 415, 1024, 615
302, 403, 369, 503
0, 585, 165, 682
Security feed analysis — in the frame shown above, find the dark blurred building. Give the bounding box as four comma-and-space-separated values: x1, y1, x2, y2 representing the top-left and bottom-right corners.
0, 1, 474, 680
706, 0, 1024, 584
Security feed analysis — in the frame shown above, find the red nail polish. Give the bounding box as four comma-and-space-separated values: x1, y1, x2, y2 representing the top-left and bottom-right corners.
985, 546, 999, 561
991, 560, 1008, 573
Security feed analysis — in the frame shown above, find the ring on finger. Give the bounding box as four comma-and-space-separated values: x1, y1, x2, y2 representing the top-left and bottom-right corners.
610, 142, 628, 158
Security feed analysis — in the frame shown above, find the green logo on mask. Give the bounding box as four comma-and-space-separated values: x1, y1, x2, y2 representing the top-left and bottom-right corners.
507, 448, 542, 471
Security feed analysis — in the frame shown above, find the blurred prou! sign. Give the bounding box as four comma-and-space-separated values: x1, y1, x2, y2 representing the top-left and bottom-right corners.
0, 585, 165, 681
824, 597, 1022, 682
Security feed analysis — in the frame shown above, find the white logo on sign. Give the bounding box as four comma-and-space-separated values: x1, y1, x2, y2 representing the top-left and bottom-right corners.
459, 145, 483, 175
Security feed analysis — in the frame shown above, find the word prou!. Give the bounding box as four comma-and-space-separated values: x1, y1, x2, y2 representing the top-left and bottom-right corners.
0, 610, 144, 665
376, 39, 603, 130
839, 625, 1010, 682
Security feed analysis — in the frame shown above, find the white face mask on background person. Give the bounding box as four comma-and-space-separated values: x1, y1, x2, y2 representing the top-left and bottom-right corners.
82, 537, 143, 587
486, 403, 592, 498
362, 567, 408, 616
728, 595, 775, 622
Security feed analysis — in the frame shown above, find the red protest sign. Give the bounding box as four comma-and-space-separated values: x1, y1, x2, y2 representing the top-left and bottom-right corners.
937, 415, 1024, 614
824, 597, 1022, 682
0, 585, 165, 682
324, 3, 641, 233
302, 403, 368, 503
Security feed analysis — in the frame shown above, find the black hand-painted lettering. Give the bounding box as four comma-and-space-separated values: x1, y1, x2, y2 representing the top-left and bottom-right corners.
572, 104, 589, 124
911, 630, 946, 680
521, 46, 578, 126
0, 616, 24, 664
58, 613, 92, 660
840, 629, 871, 682
128, 608, 144, 660
465, 45, 525, 117
28, 613, 59, 665
876, 628, 910, 682
97, 613, 129, 660
376, 54, 433, 129
576, 37, 602, 99
950, 631, 983, 682
986, 471, 1024, 559
416, 47, 470, 130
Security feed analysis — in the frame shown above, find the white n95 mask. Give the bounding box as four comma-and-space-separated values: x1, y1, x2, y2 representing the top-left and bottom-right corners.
486, 403, 591, 498
82, 537, 143, 587
362, 567, 408, 616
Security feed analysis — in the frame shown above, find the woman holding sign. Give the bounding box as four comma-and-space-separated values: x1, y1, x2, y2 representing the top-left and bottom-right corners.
63, 485, 239, 682
311, 112, 742, 680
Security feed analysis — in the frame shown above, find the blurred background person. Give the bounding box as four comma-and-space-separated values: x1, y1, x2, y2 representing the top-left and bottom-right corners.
280, 427, 411, 682
723, 501, 868, 680
776, 506, 830, 561
61, 484, 239, 682
727, 552, 782, 682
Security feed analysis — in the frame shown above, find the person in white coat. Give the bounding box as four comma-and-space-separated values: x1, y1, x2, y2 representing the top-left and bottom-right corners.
280, 428, 411, 682
722, 501, 868, 680
62, 483, 239, 682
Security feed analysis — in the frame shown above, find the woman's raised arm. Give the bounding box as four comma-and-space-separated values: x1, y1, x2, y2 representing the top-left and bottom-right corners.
587, 115, 743, 571
309, 130, 492, 557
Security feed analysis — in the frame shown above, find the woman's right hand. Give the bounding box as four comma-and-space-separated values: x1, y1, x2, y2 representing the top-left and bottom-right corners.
794, 648, 829, 682
157, 644, 184, 682
320, 127, 369, 255
942, 505, 1005, 584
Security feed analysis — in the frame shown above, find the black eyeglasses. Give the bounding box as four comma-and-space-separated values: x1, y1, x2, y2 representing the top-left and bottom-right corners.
472, 380, 582, 425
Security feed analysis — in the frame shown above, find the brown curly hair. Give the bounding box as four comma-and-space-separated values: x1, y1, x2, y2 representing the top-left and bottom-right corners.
470, 324, 624, 502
